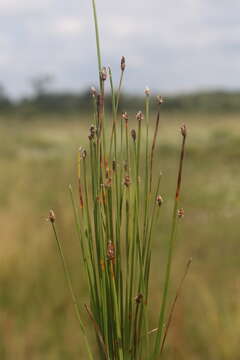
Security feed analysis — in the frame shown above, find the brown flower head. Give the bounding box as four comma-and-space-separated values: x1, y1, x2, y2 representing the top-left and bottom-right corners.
157, 95, 164, 105
79, 147, 87, 159
48, 210, 56, 223
180, 124, 187, 138
107, 241, 115, 261
135, 293, 143, 304
131, 129, 136, 142
124, 175, 131, 187
136, 110, 144, 122
121, 56, 126, 71
100, 67, 107, 81
90, 86, 97, 98
178, 208, 185, 218
88, 124, 96, 140
156, 195, 164, 207
145, 86, 150, 96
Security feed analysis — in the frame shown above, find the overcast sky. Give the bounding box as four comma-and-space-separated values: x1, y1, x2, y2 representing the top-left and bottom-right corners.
0, 0, 240, 97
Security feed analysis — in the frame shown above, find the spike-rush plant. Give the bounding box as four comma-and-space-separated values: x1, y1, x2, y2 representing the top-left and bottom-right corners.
48, 1, 188, 359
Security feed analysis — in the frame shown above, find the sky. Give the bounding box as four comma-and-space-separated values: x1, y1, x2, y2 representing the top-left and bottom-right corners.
0, 0, 240, 98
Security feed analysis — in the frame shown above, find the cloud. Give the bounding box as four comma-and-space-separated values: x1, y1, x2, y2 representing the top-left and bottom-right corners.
0, 0, 239, 97
0, 0, 52, 14
52, 17, 86, 36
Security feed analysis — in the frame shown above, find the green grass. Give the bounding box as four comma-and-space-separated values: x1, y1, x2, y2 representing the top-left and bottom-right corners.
0, 113, 240, 359
48, 2, 190, 357
47, 71, 187, 359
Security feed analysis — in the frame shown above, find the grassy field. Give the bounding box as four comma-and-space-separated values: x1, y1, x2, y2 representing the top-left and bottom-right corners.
0, 112, 240, 359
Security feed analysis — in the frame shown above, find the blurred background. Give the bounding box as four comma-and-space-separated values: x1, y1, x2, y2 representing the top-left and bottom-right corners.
0, 0, 240, 359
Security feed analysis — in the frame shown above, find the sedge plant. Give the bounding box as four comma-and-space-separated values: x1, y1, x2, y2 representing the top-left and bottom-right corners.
48, 1, 188, 359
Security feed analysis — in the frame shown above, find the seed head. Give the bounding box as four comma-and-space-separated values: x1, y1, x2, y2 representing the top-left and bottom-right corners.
157, 95, 164, 105
131, 129, 136, 142
136, 111, 144, 122
48, 210, 56, 223
107, 241, 115, 261
156, 195, 164, 207
103, 178, 112, 188
135, 293, 143, 304
79, 147, 87, 159
112, 160, 116, 172
88, 124, 96, 140
178, 208, 185, 218
90, 86, 97, 98
100, 67, 107, 81
122, 112, 128, 122
145, 86, 150, 96
124, 175, 131, 187
180, 124, 187, 138
121, 56, 126, 72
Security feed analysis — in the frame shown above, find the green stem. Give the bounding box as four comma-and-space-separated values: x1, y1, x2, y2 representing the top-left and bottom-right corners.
152, 128, 187, 359
50, 221, 93, 360
91, 0, 103, 93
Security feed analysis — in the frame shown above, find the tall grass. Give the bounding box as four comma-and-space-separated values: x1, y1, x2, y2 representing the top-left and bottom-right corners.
48, 1, 187, 359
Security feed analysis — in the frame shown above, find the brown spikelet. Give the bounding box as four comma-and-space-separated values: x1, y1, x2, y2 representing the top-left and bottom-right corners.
136, 111, 144, 122
112, 160, 116, 172
122, 112, 128, 127
100, 67, 107, 81
121, 56, 126, 72
156, 195, 164, 207
48, 210, 56, 223
90, 86, 97, 98
178, 208, 185, 218
78, 180, 84, 209
124, 175, 131, 187
131, 129, 137, 142
107, 241, 115, 261
176, 124, 187, 200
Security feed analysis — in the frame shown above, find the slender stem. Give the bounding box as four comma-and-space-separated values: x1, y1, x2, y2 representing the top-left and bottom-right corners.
108, 67, 117, 160
160, 258, 192, 353
91, 0, 103, 92
152, 127, 187, 359
150, 108, 160, 192
116, 70, 124, 113
50, 220, 93, 360
85, 304, 110, 360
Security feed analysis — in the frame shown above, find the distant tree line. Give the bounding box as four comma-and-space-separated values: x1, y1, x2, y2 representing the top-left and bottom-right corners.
0, 79, 240, 118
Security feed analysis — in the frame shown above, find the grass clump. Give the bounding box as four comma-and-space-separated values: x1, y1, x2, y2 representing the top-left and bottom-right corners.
48, 1, 188, 359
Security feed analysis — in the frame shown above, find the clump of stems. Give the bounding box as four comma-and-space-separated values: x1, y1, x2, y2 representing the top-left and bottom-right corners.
48, 1, 188, 359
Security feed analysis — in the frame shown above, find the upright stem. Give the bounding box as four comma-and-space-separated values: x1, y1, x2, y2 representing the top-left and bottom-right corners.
152, 125, 187, 359
116, 70, 124, 113
160, 258, 192, 353
50, 218, 93, 360
91, 0, 103, 93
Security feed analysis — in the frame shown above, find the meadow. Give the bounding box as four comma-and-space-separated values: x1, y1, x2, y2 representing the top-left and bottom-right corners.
0, 111, 240, 359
